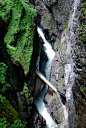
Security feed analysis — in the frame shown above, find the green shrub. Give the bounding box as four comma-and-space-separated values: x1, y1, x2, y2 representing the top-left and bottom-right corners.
3, 99, 21, 124
76, 2, 86, 42
23, 83, 33, 103
0, 117, 8, 128
0, 62, 7, 84
78, 25, 86, 42
0, 94, 6, 103
63, 20, 69, 29
0, 62, 11, 94
11, 119, 27, 127
0, 0, 37, 75
0, 62, 25, 127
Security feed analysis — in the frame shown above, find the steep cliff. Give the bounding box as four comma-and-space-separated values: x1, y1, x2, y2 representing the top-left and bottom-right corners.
29, 0, 86, 128
31, 0, 72, 127
0, 0, 45, 128
0, 0, 86, 128
72, 1, 86, 127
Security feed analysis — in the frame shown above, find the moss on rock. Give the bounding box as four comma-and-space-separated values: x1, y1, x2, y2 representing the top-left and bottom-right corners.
3, 99, 20, 124
0, 0, 37, 75
23, 83, 33, 103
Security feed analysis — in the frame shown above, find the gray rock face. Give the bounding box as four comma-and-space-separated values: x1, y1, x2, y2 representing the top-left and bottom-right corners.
32, 0, 72, 96
50, 25, 72, 105
44, 92, 64, 124
34, 0, 72, 41
16, 92, 46, 128
33, 76, 45, 96
29, 0, 72, 127
27, 42, 48, 97
70, 0, 86, 127
29, 0, 86, 128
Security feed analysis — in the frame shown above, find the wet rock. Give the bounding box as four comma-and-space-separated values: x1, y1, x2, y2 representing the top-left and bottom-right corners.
27, 46, 47, 97
30, 0, 72, 127
16, 92, 46, 128
34, 0, 72, 40
29, 0, 86, 128
39, 47, 48, 74
34, 76, 45, 96
44, 92, 64, 124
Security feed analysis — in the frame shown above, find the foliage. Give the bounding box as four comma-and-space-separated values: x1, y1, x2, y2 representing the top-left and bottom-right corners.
58, 81, 63, 86
0, 99, 24, 128
57, 34, 59, 38
78, 25, 86, 42
0, 62, 11, 94
3, 99, 20, 123
11, 119, 27, 127
0, 62, 11, 105
63, 20, 69, 29
80, 88, 86, 93
0, 117, 26, 128
34, 124, 36, 128
57, 40, 61, 50
76, 2, 86, 42
0, 94, 6, 103
0, 0, 37, 75
1, 83, 11, 93
81, 3, 86, 11
0, 62, 7, 84
43, 15, 54, 28
23, 83, 33, 103
0, 62, 25, 127
0, 117, 8, 128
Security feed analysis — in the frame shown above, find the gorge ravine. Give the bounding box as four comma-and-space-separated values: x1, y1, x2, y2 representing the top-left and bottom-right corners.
34, 27, 57, 128
0, 0, 86, 128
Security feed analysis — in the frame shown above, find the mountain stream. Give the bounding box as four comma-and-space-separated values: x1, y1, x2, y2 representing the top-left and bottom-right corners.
34, 27, 57, 128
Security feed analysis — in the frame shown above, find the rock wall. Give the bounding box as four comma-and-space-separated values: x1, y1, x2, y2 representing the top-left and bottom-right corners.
29, 0, 86, 128
71, 0, 86, 127
30, 0, 73, 98
44, 92, 64, 124
30, 0, 72, 126
0, 2, 45, 127
27, 43, 48, 97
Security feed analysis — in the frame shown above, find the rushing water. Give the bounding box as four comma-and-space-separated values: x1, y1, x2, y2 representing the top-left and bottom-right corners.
34, 27, 57, 128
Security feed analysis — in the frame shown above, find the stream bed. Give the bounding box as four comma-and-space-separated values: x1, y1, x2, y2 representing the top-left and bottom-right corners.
34, 27, 57, 128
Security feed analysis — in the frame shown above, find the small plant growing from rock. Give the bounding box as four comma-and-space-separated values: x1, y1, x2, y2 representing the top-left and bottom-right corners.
11, 120, 27, 127
63, 20, 69, 29
0, 117, 8, 128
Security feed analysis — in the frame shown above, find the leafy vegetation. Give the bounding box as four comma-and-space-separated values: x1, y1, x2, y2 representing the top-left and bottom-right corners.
3, 99, 20, 124
0, 63, 8, 84
0, 117, 8, 128
57, 40, 61, 49
63, 20, 69, 29
0, 62, 27, 127
11, 119, 27, 127
80, 88, 86, 93
0, 62, 11, 97
76, 2, 86, 42
78, 24, 86, 42
23, 83, 33, 103
43, 15, 54, 28
0, 0, 37, 75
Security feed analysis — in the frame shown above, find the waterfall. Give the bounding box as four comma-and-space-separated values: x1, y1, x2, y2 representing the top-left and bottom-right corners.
42, 0, 50, 7
34, 27, 57, 128
37, 27, 55, 61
